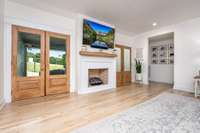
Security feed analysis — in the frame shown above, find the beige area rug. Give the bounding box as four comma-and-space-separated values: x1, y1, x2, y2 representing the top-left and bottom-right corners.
71, 92, 200, 133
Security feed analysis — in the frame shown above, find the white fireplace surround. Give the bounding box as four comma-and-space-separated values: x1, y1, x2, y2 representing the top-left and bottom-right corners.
78, 56, 116, 94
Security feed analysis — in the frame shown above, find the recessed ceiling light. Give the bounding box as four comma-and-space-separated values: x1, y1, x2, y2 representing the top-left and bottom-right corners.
152, 22, 157, 27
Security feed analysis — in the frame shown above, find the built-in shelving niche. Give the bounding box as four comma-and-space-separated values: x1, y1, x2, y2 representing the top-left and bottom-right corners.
151, 43, 174, 64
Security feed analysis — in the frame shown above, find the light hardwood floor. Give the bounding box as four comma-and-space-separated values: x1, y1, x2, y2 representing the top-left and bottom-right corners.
0, 83, 193, 133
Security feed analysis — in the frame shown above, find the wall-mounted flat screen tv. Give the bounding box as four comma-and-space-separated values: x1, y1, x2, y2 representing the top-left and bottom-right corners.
83, 19, 115, 49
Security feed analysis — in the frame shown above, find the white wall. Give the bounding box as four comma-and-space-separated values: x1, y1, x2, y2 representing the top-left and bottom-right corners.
149, 39, 174, 84
3, 1, 134, 102
4, 1, 77, 102
0, 0, 5, 109
115, 33, 134, 47
174, 18, 200, 92
133, 17, 200, 92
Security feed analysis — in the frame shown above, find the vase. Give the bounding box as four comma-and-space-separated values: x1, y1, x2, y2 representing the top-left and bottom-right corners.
136, 73, 142, 81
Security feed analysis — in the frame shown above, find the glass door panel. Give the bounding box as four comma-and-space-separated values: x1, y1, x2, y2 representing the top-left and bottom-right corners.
124, 48, 131, 71
116, 47, 122, 72
17, 32, 41, 77
49, 37, 66, 75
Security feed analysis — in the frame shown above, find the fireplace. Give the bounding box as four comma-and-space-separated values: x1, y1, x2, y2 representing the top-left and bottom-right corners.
88, 69, 108, 87
78, 55, 116, 94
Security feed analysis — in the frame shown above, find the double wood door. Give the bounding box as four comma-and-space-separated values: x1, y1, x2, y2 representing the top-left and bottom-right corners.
12, 25, 70, 101
116, 45, 132, 87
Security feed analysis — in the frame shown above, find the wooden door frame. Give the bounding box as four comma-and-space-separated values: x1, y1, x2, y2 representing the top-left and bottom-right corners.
12, 25, 45, 101
116, 45, 131, 70
122, 46, 132, 84
12, 25, 71, 101
45, 31, 70, 95
116, 44, 132, 71
115, 44, 132, 86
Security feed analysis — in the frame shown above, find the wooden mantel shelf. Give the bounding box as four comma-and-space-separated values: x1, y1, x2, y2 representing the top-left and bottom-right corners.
79, 51, 117, 58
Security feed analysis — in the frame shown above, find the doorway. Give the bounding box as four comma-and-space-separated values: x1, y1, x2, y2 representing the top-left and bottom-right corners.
116, 44, 132, 87
148, 32, 174, 84
12, 25, 70, 101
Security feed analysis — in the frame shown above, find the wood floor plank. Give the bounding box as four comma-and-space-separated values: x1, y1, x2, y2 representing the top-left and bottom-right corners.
0, 83, 193, 133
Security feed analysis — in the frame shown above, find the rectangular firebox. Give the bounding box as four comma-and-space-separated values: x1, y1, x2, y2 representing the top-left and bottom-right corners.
88, 69, 108, 87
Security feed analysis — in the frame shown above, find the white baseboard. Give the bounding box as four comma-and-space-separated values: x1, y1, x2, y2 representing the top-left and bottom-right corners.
0, 98, 5, 111
173, 85, 194, 93
149, 80, 173, 84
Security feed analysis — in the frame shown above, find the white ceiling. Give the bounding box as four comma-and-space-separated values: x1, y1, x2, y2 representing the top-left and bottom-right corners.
9, 0, 200, 36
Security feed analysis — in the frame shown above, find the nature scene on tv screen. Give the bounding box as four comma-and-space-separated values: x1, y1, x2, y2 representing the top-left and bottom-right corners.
83, 19, 115, 49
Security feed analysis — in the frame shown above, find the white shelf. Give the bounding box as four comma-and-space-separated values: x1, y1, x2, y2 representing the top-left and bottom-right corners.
150, 43, 174, 64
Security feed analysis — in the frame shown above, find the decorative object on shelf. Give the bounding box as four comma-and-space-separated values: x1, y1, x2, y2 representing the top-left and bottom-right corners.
150, 43, 174, 64
135, 59, 142, 81
152, 47, 157, 52
112, 49, 117, 54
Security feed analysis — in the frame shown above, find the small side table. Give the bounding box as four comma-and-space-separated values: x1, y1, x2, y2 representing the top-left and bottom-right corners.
194, 76, 200, 97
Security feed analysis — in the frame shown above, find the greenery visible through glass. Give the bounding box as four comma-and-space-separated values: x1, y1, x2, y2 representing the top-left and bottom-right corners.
49, 37, 66, 75
17, 32, 41, 77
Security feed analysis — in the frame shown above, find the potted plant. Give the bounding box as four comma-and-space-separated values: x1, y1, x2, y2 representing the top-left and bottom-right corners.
135, 59, 142, 81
